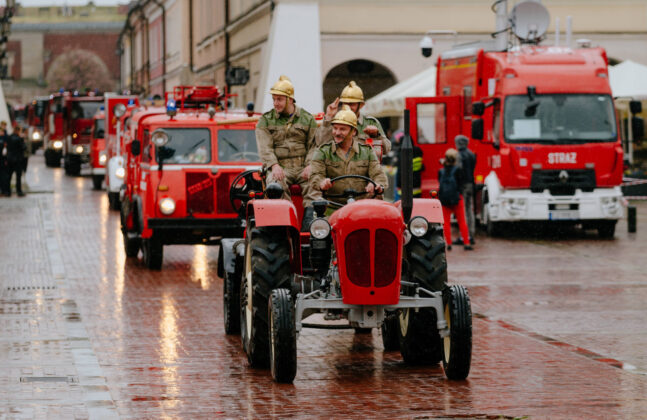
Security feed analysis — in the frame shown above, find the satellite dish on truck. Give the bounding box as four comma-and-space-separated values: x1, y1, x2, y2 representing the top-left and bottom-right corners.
510, 1, 550, 43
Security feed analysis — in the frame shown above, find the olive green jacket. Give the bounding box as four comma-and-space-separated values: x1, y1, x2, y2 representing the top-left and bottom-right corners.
315, 114, 391, 153
256, 106, 318, 169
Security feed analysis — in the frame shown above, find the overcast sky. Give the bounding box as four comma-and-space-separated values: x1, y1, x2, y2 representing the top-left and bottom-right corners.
18, 0, 125, 6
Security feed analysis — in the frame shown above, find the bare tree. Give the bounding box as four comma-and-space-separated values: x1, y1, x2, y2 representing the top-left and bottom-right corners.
46, 49, 114, 92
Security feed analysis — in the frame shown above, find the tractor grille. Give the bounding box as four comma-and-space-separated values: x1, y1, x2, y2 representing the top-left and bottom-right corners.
374, 229, 398, 287
344, 229, 371, 287
186, 172, 214, 214
530, 169, 595, 196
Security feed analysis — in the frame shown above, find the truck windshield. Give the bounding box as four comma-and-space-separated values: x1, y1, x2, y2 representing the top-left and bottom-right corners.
217, 129, 259, 162
70, 102, 102, 119
155, 128, 211, 164
504, 94, 617, 143
93, 119, 105, 139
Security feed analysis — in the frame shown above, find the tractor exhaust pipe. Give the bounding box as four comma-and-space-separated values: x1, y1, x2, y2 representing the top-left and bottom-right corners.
401, 109, 414, 224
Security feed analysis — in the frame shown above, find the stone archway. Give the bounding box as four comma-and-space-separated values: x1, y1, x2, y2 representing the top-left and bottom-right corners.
323, 59, 397, 109
46, 49, 115, 92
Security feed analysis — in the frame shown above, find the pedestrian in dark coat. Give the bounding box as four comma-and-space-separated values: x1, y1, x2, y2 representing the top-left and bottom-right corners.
455, 134, 477, 244
6, 126, 26, 196
0, 127, 10, 196
438, 148, 472, 250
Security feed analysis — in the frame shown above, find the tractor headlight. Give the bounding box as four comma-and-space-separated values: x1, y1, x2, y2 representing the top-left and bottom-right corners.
310, 218, 331, 239
115, 167, 125, 179
159, 197, 176, 215
53, 140, 63, 149
32, 131, 41, 140
409, 216, 429, 238
75, 145, 84, 154
99, 152, 107, 165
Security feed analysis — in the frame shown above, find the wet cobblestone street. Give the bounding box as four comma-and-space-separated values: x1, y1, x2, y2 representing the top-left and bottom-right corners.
1, 155, 646, 419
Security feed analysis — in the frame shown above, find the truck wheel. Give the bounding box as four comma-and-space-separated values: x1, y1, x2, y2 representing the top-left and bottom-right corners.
398, 307, 443, 364
142, 237, 163, 270
108, 192, 120, 211
122, 231, 140, 258
240, 227, 291, 367
44, 150, 60, 167
408, 229, 448, 291
92, 175, 103, 190
442, 285, 472, 380
381, 312, 400, 351
269, 288, 297, 383
223, 270, 240, 335
597, 221, 616, 239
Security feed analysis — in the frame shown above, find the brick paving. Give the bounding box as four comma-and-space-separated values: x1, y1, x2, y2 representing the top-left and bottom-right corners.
1, 154, 646, 418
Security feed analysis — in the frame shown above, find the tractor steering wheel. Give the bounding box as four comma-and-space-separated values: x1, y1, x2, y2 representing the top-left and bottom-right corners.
323, 175, 380, 208
229, 169, 264, 214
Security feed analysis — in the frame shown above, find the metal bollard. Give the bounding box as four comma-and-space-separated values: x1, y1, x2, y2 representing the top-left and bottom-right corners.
628, 205, 637, 233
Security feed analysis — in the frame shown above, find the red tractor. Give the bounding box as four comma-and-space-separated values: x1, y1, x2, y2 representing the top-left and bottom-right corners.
220, 122, 472, 383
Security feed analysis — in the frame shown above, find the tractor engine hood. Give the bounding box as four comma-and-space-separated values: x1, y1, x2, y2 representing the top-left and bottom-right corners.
329, 200, 404, 306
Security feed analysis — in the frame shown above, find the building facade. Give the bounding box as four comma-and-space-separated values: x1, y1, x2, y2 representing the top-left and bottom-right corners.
119, 0, 647, 114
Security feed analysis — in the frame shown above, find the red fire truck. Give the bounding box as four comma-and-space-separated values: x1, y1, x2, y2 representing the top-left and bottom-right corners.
120, 86, 261, 269
104, 95, 139, 209
89, 108, 106, 190
63, 95, 103, 176
43, 91, 67, 167
406, 1, 626, 238
26, 96, 48, 152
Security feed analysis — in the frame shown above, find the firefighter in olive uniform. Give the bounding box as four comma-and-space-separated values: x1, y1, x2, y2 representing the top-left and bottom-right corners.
317, 81, 391, 157
310, 105, 388, 205
256, 75, 318, 229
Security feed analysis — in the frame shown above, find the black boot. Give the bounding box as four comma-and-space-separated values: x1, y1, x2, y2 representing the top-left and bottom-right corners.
301, 206, 314, 232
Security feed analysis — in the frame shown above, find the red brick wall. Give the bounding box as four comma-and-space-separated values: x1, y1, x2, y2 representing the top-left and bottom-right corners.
43, 32, 120, 80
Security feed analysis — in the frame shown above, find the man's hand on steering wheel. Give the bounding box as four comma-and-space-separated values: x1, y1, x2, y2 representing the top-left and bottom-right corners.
365, 182, 383, 195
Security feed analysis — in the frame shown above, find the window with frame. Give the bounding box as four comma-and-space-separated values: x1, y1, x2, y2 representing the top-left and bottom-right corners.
416, 103, 447, 144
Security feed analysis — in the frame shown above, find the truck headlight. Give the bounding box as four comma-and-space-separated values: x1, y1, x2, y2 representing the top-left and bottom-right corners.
32, 131, 41, 140
53, 140, 63, 149
75, 145, 84, 154
99, 152, 107, 165
310, 218, 331, 239
159, 197, 176, 215
115, 167, 125, 179
409, 216, 429, 237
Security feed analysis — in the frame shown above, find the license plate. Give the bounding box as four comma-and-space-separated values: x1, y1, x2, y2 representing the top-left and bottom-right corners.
549, 210, 578, 220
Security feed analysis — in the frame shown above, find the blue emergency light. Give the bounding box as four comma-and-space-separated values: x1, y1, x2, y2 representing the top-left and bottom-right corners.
100, 105, 105, 111
59, 88, 65, 94
127, 98, 135, 107
166, 99, 177, 117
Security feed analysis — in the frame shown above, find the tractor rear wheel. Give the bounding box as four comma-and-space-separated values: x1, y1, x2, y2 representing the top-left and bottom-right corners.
398, 307, 443, 365
442, 285, 472, 380
269, 288, 297, 383
240, 227, 292, 367
142, 237, 163, 270
223, 269, 240, 335
408, 228, 448, 292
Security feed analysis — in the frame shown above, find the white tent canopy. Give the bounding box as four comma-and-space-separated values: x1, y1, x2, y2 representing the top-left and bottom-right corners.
609, 60, 647, 100
363, 66, 436, 118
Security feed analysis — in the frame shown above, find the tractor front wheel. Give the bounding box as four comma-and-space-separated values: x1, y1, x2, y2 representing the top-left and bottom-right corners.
240, 227, 292, 367
408, 228, 448, 291
269, 288, 297, 383
381, 311, 400, 351
223, 269, 240, 335
442, 285, 472, 380
398, 307, 443, 365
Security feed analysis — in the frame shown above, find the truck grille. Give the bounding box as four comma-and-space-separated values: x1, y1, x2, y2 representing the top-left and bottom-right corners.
186, 172, 214, 214
530, 169, 595, 196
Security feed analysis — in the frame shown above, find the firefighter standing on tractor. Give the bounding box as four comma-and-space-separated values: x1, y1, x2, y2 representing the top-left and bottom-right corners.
256, 75, 318, 230
317, 81, 391, 155
310, 105, 387, 204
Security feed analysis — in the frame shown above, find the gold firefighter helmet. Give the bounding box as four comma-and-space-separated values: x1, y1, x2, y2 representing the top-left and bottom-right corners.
269, 75, 295, 99
340, 81, 364, 103
331, 105, 358, 130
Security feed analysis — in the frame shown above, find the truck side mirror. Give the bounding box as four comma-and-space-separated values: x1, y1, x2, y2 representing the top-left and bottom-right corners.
472, 102, 485, 116
471, 118, 484, 140
632, 117, 645, 142
131, 140, 141, 156
630, 100, 642, 115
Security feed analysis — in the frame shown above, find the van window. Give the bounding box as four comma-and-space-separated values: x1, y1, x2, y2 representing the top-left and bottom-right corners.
217, 129, 260, 162
416, 103, 447, 144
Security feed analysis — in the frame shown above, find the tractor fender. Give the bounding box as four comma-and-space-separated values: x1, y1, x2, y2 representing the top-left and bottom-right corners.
218, 238, 245, 278
248, 199, 300, 230
395, 198, 444, 224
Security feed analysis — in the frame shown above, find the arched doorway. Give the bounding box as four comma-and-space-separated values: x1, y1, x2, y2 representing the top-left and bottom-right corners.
323, 59, 397, 109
